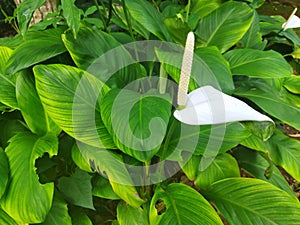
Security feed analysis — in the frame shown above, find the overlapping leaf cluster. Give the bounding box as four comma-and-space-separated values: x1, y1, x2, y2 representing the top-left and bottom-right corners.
0, 0, 300, 224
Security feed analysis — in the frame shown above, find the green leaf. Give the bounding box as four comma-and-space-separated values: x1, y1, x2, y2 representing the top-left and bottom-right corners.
0, 132, 58, 224
77, 143, 145, 208
92, 176, 121, 200
204, 178, 300, 225
117, 201, 149, 225
190, 0, 221, 19
40, 192, 72, 225
33, 64, 115, 148
62, 27, 119, 70
268, 130, 300, 181
0, 46, 18, 109
161, 121, 250, 160
283, 75, 300, 94
101, 89, 172, 162
239, 10, 266, 50
16, 70, 61, 135
164, 16, 191, 45
225, 49, 292, 78
156, 46, 234, 94
71, 144, 93, 173
70, 207, 93, 225
126, 0, 171, 41
234, 79, 300, 130
61, 0, 82, 38
62, 27, 144, 89
0, 116, 28, 148
196, 1, 253, 53
15, 0, 45, 35
0, 148, 9, 199
183, 153, 240, 189
150, 183, 223, 225
0, 208, 18, 225
113, 5, 150, 39
233, 147, 297, 198
6, 28, 67, 74
0, 46, 12, 75
58, 168, 95, 210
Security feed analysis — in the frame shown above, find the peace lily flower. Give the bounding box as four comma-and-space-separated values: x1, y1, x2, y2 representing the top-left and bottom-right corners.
174, 32, 273, 125
282, 8, 300, 31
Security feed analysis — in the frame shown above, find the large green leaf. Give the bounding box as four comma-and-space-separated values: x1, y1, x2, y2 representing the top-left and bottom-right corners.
0, 47, 18, 109
101, 88, 172, 162
225, 49, 292, 78
204, 178, 300, 225
58, 169, 95, 210
16, 70, 61, 135
239, 10, 266, 50
92, 176, 120, 200
62, 27, 145, 89
76, 143, 145, 208
70, 207, 93, 225
0, 132, 58, 224
182, 153, 240, 189
61, 0, 82, 38
15, 0, 45, 35
0, 148, 9, 199
62, 27, 120, 69
156, 46, 234, 94
160, 120, 250, 161
283, 75, 300, 94
268, 130, 300, 182
233, 147, 297, 198
0, 208, 18, 225
33, 64, 115, 148
196, 1, 253, 53
40, 192, 72, 225
234, 79, 300, 130
6, 28, 66, 74
149, 183, 223, 225
125, 0, 172, 41
117, 202, 149, 225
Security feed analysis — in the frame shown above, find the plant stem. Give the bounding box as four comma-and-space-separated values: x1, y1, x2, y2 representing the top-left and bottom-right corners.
186, 0, 191, 22
93, 0, 108, 31
121, 0, 134, 40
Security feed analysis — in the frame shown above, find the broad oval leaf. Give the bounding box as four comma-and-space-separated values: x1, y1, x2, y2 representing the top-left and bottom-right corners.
41, 191, 72, 225
234, 78, 300, 130
101, 88, 172, 162
283, 75, 300, 94
196, 1, 253, 53
33, 64, 115, 148
233, 147, 297, 198
204, 178, 300, 225
117, 202, 149, 225
62, 27, 120, 70
126, 0, 172, 41
0, 47, 18, 109
77, 142, 145, 207
0, 148, 9, 199
225, 49, 292, 78
183, 153, 240, 189
0, 132, 58, 224
58, 169, 95, 210
149, 183, 223, 225
268, 130, 300, 182
160, 120, 251, 161
6, 28, 67, 74
16, 70, 61, 135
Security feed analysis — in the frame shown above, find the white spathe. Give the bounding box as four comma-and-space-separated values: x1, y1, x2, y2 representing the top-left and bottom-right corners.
174, 86, 273, 125
282, 8, 300, 31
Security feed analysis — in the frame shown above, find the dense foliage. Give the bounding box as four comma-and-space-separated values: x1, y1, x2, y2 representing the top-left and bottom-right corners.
0, 0, 300, 224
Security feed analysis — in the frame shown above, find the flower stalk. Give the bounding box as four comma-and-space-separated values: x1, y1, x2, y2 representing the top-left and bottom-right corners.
177, 32, 195, 108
